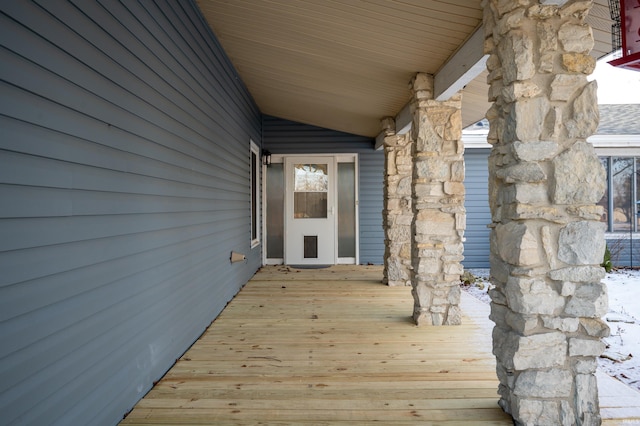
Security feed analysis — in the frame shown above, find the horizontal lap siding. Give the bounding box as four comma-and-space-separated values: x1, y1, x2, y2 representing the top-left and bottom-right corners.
359, 152, 385, 264
263, 116, 384, 265
0, 1, 260, 425
605, 237, 640, 268
463, 149, 491, 269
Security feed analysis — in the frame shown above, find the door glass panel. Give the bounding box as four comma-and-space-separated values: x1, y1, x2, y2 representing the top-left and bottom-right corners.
338, 163, 356, 257
266, 164, 284, 258
294, 164, 328, 218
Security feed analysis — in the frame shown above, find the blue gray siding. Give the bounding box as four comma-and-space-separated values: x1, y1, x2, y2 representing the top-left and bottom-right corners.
463, 149, 491, 269
358, 149, 385, 264
263, 116, 384, 265
0, 1, 261, 425
605, 237, 640, 268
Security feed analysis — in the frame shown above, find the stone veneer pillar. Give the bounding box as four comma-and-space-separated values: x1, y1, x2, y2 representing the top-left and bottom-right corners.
482, 1, 608, 424
410, 73, 466, 326
382, 117, 414, 287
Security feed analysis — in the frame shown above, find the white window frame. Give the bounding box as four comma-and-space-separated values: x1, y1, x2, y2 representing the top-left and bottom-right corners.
335, 154, 359, 265
250, 140, 260, 248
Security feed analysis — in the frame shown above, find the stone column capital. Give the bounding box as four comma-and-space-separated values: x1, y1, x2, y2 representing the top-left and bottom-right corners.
410, 73, 434, 98
380, 116, 396, 136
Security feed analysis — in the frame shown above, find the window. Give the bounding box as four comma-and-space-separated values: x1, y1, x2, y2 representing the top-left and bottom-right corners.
612, 158, 634, 232
266, 162, 284, 258
599, 156, 640, 233
293, 163, 328, 219
598, 157, 609, 227
337, 162, 356, 258
250, 141, 260, 248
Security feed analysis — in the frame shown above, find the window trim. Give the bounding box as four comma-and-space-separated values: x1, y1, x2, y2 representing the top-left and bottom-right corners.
250, 140, 260, 248
600, 155, 640, 234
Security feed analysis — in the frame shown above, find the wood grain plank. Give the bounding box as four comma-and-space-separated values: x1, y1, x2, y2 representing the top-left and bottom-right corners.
120, 266, 512, 425
120, 266, 640, 425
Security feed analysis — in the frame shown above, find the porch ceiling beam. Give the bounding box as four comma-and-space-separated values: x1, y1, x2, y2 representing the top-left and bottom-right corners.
394, 103, 413, 135
374, 27, 487, 150
434, 26, 488, 101
374, 103, 411, 150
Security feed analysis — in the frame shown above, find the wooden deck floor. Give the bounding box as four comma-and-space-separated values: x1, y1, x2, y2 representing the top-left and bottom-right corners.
121, 265, 640, 425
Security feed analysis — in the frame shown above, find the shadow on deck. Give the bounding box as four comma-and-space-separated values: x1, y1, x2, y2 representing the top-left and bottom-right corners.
121, 265, 640, 425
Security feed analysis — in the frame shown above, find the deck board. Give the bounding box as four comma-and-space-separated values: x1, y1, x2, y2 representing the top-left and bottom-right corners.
121, 265, 640, 425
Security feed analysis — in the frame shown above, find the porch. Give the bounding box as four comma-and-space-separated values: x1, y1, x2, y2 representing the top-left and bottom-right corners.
121, 266, 640, 425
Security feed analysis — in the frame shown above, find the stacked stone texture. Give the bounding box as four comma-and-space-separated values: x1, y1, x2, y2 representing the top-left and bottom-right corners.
482, 1, 608, 425
382, 120, 414, 287
410, 73, 466, 326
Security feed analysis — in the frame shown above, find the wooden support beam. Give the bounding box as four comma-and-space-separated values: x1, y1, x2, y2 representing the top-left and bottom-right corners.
435, 27, 488, 101
374, 107, 410, 150
394, 102, 412, 135
374, 131, 386, 150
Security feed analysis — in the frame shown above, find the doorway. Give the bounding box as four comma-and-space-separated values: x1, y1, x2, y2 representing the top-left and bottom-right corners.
264, 154, 358, 265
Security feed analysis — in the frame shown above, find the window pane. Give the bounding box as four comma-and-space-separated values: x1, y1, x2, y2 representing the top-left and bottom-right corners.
294, 164, 328, 191
294, 192, 327, 218
613, 157, 633, 232
338, 163, 356, 258
266, 164, 284, 258
251, 151, 258, 241
294, 164, 328, 218
597, 158, 609, 230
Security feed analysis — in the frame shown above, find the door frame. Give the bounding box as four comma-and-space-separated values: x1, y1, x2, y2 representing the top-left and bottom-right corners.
262, 153, 359, 266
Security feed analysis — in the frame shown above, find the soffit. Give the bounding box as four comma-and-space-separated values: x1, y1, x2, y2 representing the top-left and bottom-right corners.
196, 0, 613, 138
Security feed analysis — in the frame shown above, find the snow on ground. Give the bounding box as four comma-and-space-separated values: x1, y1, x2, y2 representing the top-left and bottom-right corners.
461, 268, 640, 392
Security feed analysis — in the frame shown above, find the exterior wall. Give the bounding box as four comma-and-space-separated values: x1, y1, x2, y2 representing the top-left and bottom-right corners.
605, 236, 640, 267
463, 149, 492, 269
262, 116, 384, 265
0, 2, 261, 425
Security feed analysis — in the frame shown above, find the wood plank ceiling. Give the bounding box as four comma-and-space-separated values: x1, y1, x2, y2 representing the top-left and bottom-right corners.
196, 0, 614, 138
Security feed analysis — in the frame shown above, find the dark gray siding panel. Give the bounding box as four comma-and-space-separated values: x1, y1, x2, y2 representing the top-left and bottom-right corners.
463, 149, 491, 269
263, 116, 384, 265
0, 1, 261, 425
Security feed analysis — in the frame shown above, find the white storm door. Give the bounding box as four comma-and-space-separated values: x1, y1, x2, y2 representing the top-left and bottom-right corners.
284, 157, 336, 265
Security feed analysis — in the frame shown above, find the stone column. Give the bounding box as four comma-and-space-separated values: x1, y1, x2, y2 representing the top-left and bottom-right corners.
482, 1, 608, 424
382, 117, 414, 286
410, 73, 465, 326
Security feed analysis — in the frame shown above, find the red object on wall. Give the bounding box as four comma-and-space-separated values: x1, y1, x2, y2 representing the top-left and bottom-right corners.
609, 0, 640, 71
